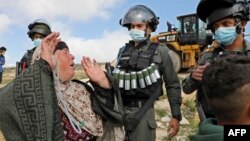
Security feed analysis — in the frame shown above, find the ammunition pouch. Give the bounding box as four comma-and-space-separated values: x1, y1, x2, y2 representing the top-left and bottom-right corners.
119, 52, 131, 70
128, 51, 139, 68
118, 43, 158, 71
136, 49, 153, 70
117, 42, 162, 99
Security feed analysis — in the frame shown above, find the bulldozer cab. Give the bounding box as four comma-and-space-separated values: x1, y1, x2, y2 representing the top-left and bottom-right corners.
150, 13, 213, 72
177, 13, 208, 45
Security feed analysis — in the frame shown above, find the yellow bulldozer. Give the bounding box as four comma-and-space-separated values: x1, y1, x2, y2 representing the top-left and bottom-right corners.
151, 13, 213, 72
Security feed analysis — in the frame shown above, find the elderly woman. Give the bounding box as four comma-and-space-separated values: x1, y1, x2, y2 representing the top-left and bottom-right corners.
46, 41, 105, 140
0, 33, 124, 141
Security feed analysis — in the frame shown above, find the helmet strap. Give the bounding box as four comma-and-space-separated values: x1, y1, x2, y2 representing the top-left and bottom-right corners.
235, 17, 243, 34
144, 24, 150, 38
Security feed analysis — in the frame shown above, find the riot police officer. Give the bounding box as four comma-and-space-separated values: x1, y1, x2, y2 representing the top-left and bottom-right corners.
182, 0, 250, 122
16, 19, 51, 75
116, 5, 182, 140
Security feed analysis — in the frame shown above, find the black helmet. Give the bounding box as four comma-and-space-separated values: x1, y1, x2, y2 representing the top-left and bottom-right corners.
197, 0, 250, 29
27, 19, 52, 39
119, 5, 159, 32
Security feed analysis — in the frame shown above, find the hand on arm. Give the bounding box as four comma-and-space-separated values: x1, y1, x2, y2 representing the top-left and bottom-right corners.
81, 56, 111, 89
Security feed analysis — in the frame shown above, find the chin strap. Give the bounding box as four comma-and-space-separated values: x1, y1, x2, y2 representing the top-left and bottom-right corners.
235, 17, 244, 34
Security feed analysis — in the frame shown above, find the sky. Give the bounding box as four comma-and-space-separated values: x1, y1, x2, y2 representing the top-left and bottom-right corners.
1, 0, 250, 67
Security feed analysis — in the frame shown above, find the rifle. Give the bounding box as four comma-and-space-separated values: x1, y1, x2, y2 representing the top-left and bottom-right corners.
15, 62, 22, 77
15, 62, 27, 77
196, 100, 206, 123
105, 62, 114, 75
124, 84, 162, 141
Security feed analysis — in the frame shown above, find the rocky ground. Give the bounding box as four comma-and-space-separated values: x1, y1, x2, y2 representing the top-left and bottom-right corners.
155, 97, 199, 141
154, 73, 199, 141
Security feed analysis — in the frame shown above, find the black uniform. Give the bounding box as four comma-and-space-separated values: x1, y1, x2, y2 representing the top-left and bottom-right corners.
116, 39, 182, 141
16, 47, 36, 75
182, 40, 250, 121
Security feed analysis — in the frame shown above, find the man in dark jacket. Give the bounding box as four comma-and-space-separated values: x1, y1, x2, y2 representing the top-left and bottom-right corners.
16, 19, 52, 75
190, 56, 250, 141
182, 0, 250, 122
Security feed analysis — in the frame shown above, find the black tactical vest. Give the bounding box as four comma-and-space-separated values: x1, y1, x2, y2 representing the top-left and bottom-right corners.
20, 47, 36, 69
117, 41, 163, 99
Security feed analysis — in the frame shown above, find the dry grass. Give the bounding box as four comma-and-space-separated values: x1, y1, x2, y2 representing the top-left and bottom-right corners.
0, 67, 15, 87
0, 64, 87, 88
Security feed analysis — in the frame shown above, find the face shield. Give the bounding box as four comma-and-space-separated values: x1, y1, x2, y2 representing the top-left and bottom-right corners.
207, 3, 248, 29
120, 5, 159, 31
197, 0, 250, 30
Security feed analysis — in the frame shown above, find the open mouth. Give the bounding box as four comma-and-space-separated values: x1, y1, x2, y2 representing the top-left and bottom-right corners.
70, 63, 75, 67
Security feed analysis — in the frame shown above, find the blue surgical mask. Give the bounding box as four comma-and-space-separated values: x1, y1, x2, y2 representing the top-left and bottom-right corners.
214, 26, 238, 46
129, 29, 147, 42
33, 38, 42, 47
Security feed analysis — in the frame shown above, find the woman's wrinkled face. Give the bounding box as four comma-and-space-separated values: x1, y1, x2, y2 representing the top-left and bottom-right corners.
54, 48, 75, 82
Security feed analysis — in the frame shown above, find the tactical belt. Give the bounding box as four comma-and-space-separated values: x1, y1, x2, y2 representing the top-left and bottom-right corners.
123, 100, 147, 108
